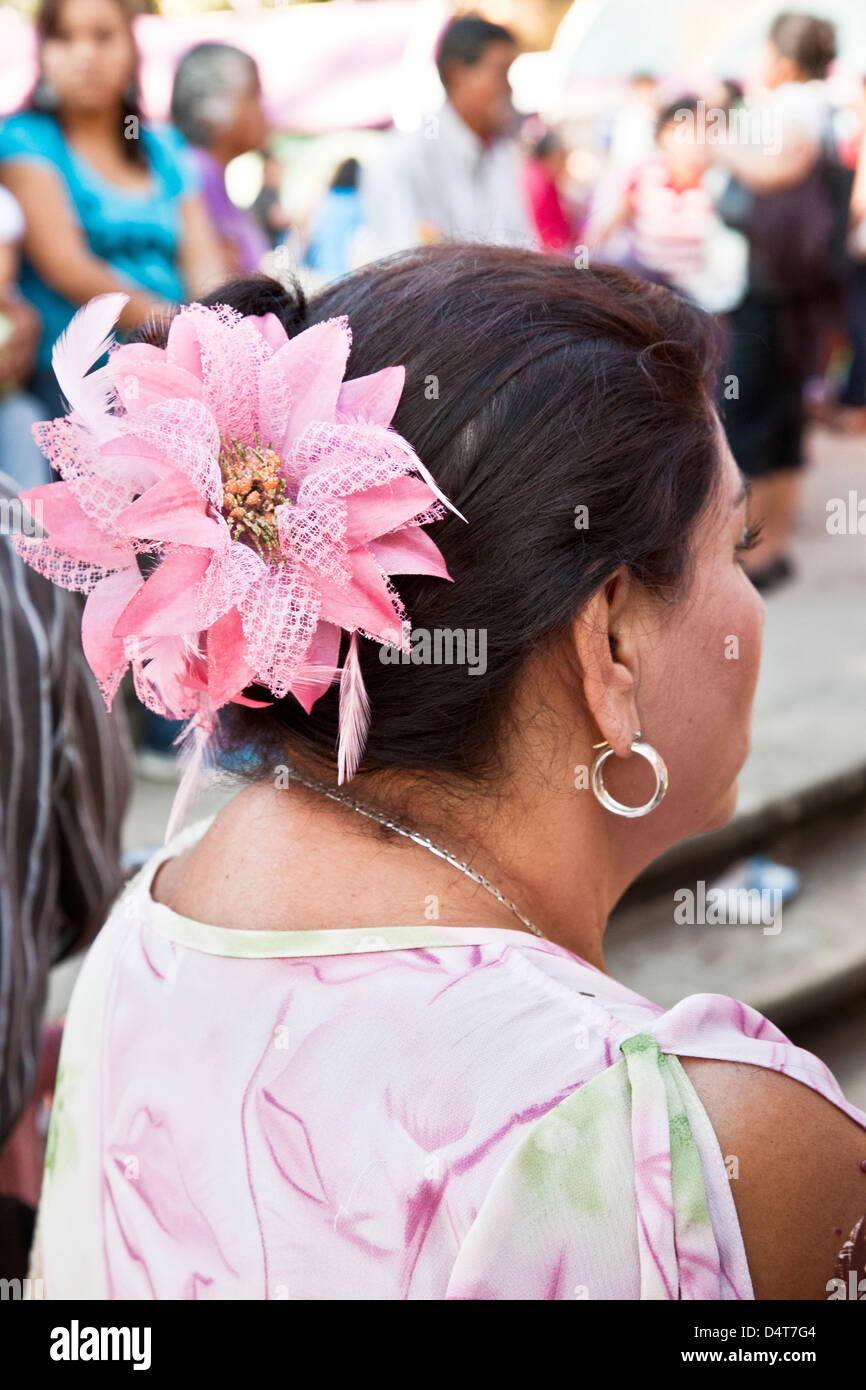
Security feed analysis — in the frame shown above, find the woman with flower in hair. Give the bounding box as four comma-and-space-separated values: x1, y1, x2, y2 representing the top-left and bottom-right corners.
17, 246, 866, 1300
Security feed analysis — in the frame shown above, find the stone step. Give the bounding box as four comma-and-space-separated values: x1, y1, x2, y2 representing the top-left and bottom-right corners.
605, 793, 866, 1031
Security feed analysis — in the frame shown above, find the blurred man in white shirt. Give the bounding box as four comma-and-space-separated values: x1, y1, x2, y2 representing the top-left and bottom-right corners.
362, 15, 535, 258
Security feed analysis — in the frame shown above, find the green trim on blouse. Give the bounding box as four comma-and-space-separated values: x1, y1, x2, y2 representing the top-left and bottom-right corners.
132, 815, 568, 961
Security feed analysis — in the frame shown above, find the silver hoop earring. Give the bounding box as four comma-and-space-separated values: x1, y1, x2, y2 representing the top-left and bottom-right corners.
591, 730, 668, 818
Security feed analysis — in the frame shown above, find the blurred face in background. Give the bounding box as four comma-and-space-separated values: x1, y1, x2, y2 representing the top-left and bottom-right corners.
444, 39, 519, 140
543, 144, 568, 179
225, 75, 268, 161
40, 0, 136, 115
657, 117, 709, 185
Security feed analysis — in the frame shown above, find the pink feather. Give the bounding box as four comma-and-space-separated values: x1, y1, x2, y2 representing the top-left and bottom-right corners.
164, 715, 212, 844
337, 632, 370, 785
52, 292, 128, 441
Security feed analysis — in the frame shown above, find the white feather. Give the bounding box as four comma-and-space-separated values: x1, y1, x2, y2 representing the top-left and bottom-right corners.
337, 633, 371, 785
387, 430, 468, 523
52, 292, 128, 440
291, 663, 342, 696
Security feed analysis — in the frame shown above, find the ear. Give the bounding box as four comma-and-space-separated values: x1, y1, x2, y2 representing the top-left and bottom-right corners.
571, 568, 642, 758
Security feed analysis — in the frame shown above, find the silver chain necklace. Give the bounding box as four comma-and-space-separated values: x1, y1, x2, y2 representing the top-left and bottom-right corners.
285, 767, 545, 939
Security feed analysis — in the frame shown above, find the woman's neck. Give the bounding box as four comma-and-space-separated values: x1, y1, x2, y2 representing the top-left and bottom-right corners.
60, 106, 122, 145
204, 135, 234, 171
152, 761, 660, 974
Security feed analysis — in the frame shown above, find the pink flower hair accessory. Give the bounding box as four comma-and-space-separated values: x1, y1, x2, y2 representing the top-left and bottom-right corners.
15, 292, 463, 840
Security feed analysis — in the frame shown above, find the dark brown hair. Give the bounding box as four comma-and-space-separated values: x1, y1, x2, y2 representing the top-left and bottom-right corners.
435, 14, 517, 87
769, 11, 837, 80
141, 246, 726, 786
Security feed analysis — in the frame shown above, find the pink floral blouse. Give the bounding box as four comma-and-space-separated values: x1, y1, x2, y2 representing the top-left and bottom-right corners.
33, 818, 866, 1299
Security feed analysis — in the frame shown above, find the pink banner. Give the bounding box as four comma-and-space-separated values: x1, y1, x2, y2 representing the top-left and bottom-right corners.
0, 3, 442, 133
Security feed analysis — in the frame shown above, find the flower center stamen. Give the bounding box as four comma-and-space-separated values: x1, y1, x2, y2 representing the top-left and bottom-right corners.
220, 436, 287, 560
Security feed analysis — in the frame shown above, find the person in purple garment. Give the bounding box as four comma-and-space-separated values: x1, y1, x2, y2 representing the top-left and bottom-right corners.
170, 41, 269, 276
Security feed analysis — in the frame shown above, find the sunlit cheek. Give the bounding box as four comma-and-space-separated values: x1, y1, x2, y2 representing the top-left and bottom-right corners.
716, 582, 763, 693
684, 567, 745, 685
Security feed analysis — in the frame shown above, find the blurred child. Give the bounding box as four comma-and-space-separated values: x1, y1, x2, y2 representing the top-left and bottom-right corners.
591, 98, 739, 307
522, 131, 580, 256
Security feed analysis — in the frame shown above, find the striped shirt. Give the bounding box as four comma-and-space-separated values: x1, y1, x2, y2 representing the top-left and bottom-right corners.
0, 471, 132, 1146
626, 159, 715, 284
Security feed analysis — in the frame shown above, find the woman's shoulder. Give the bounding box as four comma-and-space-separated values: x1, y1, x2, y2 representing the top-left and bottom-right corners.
644, 987, 866, 1298
650, 989, 866, 1120
679, 1050, 866, 1298
0, 109, 64, 164
447, 987, 866, 1299
140, 123, 200, 196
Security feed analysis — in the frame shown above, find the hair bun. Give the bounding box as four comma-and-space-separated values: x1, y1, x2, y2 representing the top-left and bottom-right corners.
199, 273, 308, 338
131, 273, 308, 351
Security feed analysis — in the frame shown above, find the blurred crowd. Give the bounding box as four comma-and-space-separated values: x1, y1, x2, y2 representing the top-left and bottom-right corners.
1, 0, 866, 1273
2, 9, 865, 576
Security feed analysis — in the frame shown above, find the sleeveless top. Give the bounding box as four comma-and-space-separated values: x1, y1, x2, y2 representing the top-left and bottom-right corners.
33, 817, 866, 1300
